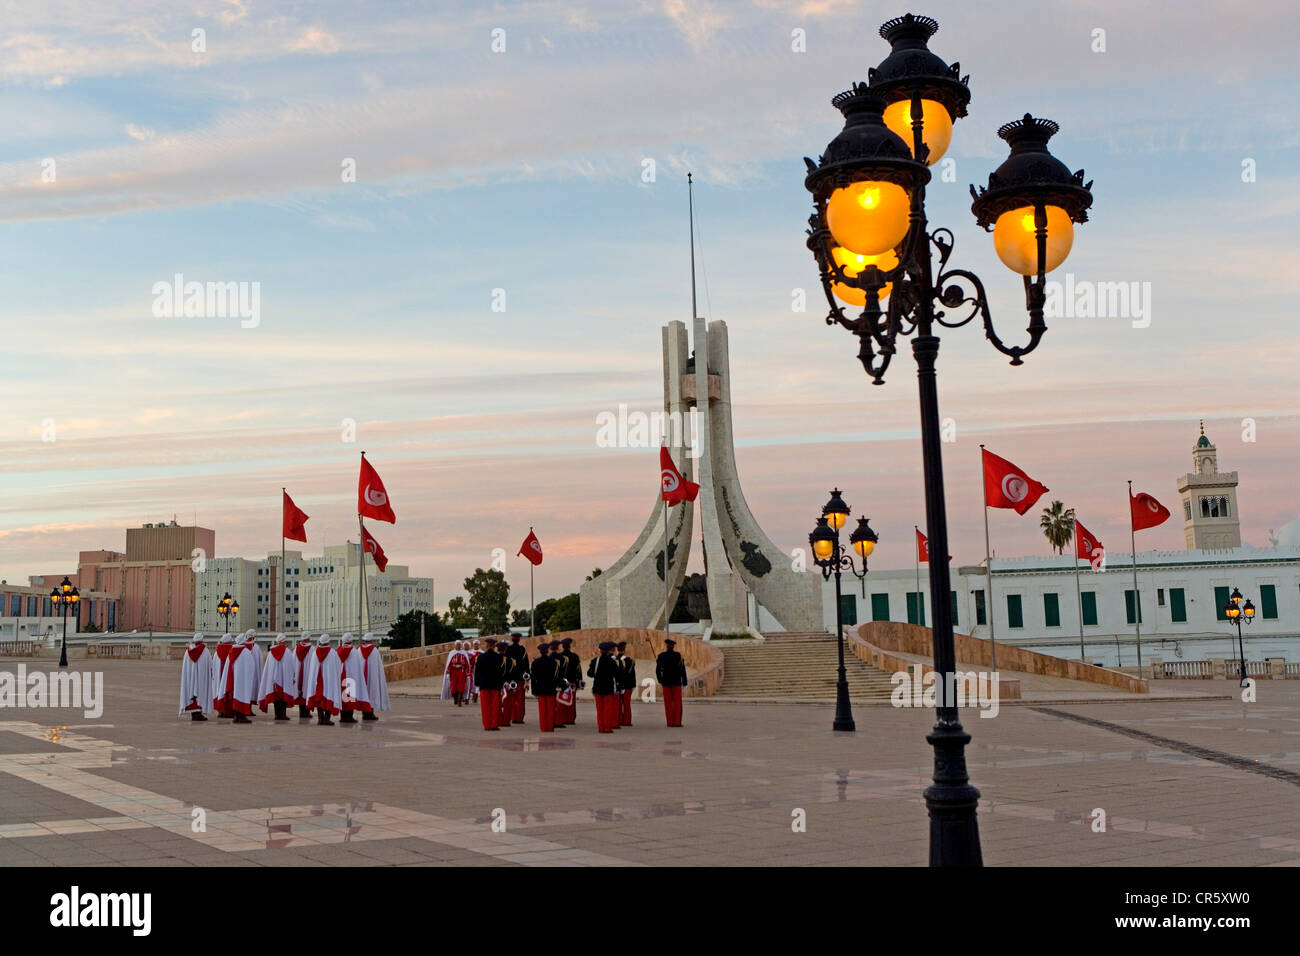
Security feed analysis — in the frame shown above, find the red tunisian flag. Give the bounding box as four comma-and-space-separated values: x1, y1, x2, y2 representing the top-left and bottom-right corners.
518, 529, 543, 566
660, 446, 699, 506
915, 528, 951, 563
360, 522, 389, 573
1075, 519, 1105, 571
982, 448, 1049, 516
282, 490, 309, 543
358, 454, 396, 523
1130, 491, 1170, 531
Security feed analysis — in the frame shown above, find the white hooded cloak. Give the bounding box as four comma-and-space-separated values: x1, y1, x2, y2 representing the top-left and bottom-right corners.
302, 634, 343, 714
179, 634, 213, 716
359, 633, 390, 711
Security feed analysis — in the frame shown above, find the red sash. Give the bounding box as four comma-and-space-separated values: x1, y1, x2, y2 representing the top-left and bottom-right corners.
187, 644, 205, 662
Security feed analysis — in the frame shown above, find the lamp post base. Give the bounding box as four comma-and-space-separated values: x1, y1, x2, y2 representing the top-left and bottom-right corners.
924, 719, 983, 866
833, 669, 855, 732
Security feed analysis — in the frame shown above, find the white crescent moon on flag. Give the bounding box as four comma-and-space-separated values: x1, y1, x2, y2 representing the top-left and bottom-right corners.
662, 470, 680, 493
1001, 474, 1028, 502
530, 540, 541, 553
365, 484, 387, 507
1147, 498, 1159, 512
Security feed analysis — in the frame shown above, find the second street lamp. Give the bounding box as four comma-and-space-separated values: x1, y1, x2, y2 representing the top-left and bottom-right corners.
218, 593, 239, 631
50, 576, 80, 669
809, 490, 878, 733
802, 13, 1094, 867
1224, 587, 1255, 687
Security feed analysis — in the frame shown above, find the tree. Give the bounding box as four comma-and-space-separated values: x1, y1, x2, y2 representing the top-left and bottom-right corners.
445, 596, 475, 630
1040, 500, 1076, 555
464, 567, 510, 635
510, 609, 531, 628
545, 593, 581, 633
82, 622, 103, 633
387, 610, 462, 649
585, 568, 603, 581
531, 597, 559, 635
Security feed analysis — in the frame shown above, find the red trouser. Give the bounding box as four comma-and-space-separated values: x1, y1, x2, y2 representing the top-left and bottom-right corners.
513, 684, 526, 723
662, 684, 683, 727
594, 694, 615, 732
558, 695, 576, 725
499, 688, 512, 726
480, 689, 501, 730
619, 688, 633, 725
537, 695, 556, 732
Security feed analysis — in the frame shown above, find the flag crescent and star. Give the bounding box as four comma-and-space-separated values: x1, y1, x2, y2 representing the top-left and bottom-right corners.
518, 529, 543, 566
660, 446, 699, 506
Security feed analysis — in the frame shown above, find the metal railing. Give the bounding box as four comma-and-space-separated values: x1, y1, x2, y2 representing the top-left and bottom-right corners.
1161, 659, 1211, 678
0, 641, 41, 657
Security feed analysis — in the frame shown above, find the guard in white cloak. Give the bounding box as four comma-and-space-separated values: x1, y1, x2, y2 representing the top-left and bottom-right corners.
335, 633, 372, 724
358, 633, 389, 720
303, 633, 343, 725
293, 632, 314, 718
258, 634, 298, 721
216, 635, 259, 724
179, 633, 212, 721
241, 629, 263, 705
212, 634, 236, 717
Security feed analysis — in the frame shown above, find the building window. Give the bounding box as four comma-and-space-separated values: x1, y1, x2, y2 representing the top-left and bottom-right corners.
1170, 588, 1187, 623
906, 592, 927, 626
1043, 592, 1060, 628
839, 594, 858, 626
973, 590, 986, 626
1157, 588, 1165, 607
1081, 591, 1098, 626
870, 593, 890, 622
1006, 594, 1023, 629
1183, 501, 1192, 520
1124, 589, 1143, 625
1260, 585, 1278, 620
1214, 585, 1230, 621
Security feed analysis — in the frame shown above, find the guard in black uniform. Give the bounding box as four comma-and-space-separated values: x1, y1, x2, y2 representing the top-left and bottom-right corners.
531, 641, 559, 732
655, 637, 688, 727
587, 642, 621, 733
504, 635, 530, 724
558, 637, 583, 726
616, 640, 635, 726
474, 641, 505, 731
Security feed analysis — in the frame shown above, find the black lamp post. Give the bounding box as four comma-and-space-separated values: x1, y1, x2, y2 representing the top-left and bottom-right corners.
217, 592, 239, 631
1224, 587, 1255, 687
801, 13, 1094, 866
809, 489, 878, 733
50, 576, 80, 669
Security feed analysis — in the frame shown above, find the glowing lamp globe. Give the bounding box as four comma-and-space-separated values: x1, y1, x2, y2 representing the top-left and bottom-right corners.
812, 537, 835, 561
883, 99, 953, 165
853, 538, 875, 558
992, 205, 1074, 276
829, 247, 895, 306
826, 180, 910, 256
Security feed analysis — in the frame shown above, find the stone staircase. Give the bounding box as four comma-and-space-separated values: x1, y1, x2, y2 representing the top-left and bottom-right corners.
716, 631, 898, 701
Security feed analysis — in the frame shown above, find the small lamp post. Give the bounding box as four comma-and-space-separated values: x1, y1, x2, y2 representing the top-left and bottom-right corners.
50, 576, 80, 669
1224, 587, 1254, 687
809, 489, 878, 733
218, 593, 239, 631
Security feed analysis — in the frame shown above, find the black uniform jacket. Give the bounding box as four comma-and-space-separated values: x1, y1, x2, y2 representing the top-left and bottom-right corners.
655, 650, 687, 687
474, 649, 504, 691
530, 654, 559, 696
586, 654, 620, 695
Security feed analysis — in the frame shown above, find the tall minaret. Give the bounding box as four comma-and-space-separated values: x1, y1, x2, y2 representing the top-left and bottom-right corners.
1176, 421, 1241, 549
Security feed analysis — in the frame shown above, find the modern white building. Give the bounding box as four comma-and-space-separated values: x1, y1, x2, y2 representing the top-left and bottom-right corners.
194, 545, 432, 635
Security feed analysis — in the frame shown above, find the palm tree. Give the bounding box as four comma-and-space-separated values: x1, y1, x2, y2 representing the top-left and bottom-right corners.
1040, 500, 1076, 554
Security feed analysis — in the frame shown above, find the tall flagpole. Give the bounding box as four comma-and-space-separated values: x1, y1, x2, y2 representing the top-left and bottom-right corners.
358, 452, 369, 635
1128, 479, 1142, 675
979, 445, 997, 673
1072, 516, 1085, 663
280, 487, 286, 635
528, 528, 535, 639
663, 501, 671, 646
914, 525, 921, 625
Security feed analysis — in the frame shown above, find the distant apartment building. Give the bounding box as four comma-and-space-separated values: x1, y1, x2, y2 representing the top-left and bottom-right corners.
193, 543, 432, 636
75, 521, 215, 632
0, 575, 119, 642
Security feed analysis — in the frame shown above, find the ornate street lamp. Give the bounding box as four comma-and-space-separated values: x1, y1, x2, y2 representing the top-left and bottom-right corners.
809, 490, 878, 733
218, 592, 239, 631
50, 576, 80, 668
802, 13, 1094, 867
1224, 587, 1254, 687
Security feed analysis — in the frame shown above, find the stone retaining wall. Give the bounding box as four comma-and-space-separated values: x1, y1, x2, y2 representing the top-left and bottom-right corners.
855, 621, 1148, 694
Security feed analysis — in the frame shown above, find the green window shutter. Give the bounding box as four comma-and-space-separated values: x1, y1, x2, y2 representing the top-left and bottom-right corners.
1043, 592, 1060, 628
1081, 591, 1098, 626
906, 592, 926, 626
871, 593, 890, 622
1006, 594, 1023, 629
1124, 589, 1143, 624
1260, 585, 1277, 620
839, 593, 858, 626
1214, 586, 1230, 621
950, 590, 958, 627
1169, 588, 1187, 623
974, 590, 986, 625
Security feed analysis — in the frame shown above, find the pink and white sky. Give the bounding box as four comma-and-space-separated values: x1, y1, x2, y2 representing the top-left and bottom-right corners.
0, 0, 1296, 609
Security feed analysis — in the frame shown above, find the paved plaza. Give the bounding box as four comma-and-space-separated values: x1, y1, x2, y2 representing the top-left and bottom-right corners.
1, 658, 1297, 867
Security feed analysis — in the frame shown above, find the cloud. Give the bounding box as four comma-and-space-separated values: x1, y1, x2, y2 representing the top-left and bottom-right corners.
284, 27, 341, 54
